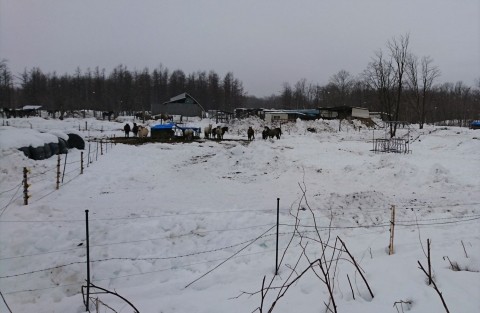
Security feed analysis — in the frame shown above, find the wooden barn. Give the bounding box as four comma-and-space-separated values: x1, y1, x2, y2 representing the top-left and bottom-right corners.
151, 93, 205, 118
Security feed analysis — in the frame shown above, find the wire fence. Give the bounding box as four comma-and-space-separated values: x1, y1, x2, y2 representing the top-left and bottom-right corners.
0, 139, 114, 218
1, 142, 478, 308
1, 202, 478, 295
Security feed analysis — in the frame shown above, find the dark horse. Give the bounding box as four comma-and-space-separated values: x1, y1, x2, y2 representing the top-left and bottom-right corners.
214, 126, 228, 140
102, 111, 114, 121
247, 126, 255, 141
263, 126, 282, 139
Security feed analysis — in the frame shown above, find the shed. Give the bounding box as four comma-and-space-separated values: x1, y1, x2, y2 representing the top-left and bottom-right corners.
318, 106, 369, 120
151, 93, 205, 118
264, 109, 319, 123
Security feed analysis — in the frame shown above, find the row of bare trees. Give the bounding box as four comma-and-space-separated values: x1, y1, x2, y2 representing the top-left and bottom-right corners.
0, 62, 245, 115
2, 33, 479, 132
266, 34, 479, 136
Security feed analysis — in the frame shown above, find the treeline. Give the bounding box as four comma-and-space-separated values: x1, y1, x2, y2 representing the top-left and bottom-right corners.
247, 35, 478, 135
0, 62, 245, 114
1, 33, 479, 134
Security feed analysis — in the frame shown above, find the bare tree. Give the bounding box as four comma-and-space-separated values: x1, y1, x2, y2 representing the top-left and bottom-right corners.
0, 59, 14, 108
364, 49, 396, 129
329, 69, 354, 105
364, 34, 411, 137
406, 55, 441, 128
387, 33, 410, 136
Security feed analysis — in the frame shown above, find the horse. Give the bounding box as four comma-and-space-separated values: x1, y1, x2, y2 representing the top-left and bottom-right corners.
247, 127, 255, 141
137, 125, 149, 138
204, 124, 213, 139
184, 129, 194, 141
264, 126, 282, 139
102, 111, 114, 121
215, 126, 228, 140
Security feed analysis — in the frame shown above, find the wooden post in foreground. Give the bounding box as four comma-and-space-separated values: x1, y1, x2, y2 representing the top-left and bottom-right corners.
388, 205, 396, 255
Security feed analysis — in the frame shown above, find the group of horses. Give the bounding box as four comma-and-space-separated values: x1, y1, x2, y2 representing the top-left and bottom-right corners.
204, 124, 229, 140
262, 126, 282, 140
203, 124, 281, 141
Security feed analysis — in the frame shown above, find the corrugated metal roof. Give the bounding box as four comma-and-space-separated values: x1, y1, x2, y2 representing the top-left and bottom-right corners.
22, 105, 42, 110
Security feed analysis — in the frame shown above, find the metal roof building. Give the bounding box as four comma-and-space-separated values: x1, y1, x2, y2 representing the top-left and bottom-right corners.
151, 93, 205, 117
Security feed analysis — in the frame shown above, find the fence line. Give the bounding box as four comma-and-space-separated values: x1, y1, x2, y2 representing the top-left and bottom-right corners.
2, 205, 477, 224
0, 223, 277, 261
2, 214, 478, 277
0, 225, 276, 279
0, 139, 113, 216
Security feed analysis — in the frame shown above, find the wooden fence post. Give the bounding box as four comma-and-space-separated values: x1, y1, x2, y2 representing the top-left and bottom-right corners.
56, 154, 61, 190
100, 139, 103, 155
388, 205, 396, 255
81, 152, 84, 174
23, 167, 29, 205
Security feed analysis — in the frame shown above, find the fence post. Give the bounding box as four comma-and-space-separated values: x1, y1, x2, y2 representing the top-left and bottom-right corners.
427, 239, 432, 285
388, 205, 396, 255
61, 152, 68, 183
85, 121, 88, 131
275, 198, 280, 275
23, 167, 29, 205
100, 139, 103, 155
81, 152, 84, 174
56, 154, 61, 190
85, 210, 91, 311
96, 142, 99, 161
87, 143, 91, 166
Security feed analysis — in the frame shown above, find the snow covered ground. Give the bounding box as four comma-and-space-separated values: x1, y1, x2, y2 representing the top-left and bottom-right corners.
0, 115, 479, 313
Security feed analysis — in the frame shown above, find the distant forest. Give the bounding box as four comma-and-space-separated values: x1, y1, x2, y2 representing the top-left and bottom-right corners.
1, 35, 479, 128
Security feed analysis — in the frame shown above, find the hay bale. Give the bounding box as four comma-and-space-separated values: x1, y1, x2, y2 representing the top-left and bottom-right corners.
18, 147, 31, 158
67, 133, 85, 150
49, 142, 60, 155
30, 145, 46, 160
58, 138, 68, 154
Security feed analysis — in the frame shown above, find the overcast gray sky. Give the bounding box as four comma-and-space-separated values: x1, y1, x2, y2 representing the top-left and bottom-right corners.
1, 0, 479, 97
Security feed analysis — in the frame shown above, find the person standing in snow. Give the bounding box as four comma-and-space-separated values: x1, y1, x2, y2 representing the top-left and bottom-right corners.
124, 123, 131, 138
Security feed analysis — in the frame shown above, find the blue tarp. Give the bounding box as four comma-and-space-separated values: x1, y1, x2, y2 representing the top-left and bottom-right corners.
151, 123, 176, 130
151, 123, 201, 134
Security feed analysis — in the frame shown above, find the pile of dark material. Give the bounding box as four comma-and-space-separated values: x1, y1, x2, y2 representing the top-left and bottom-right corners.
19, 133, 85, 160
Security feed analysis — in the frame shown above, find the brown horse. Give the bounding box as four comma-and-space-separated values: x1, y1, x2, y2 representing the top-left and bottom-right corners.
263, 126, 282, 139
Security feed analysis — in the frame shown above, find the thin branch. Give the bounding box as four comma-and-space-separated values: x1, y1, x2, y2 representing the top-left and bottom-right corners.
417, 261, 450, 313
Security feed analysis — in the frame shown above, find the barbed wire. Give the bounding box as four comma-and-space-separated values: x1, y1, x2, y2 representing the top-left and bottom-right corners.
63, 166, 81, 176
61, 173, 83, 186
0, 182, 23, 218
2, 247, 283, 295
0, 223, 276, 261
28, 165, 58, 178
0, 182, 23, 195
281, 215, 480, 230
65, 159, 82, 165
0, 226, 276, 279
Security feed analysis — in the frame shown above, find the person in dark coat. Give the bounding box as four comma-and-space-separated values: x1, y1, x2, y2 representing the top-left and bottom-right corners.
132, 123, 139, 137
124, 123, 131, 138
